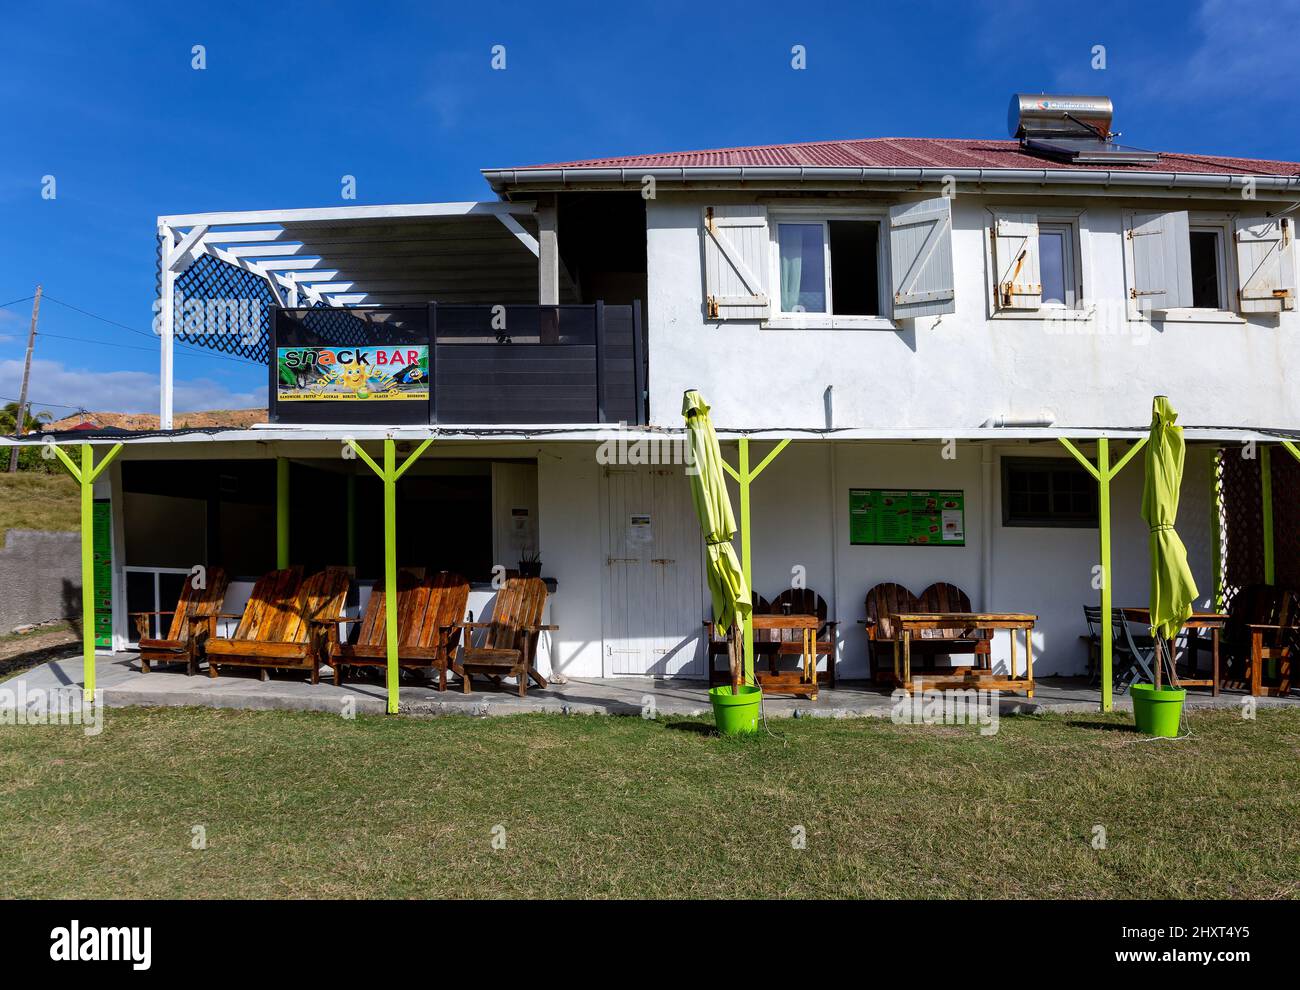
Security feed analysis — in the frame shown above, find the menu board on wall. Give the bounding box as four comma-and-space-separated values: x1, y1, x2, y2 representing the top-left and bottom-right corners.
849, 489, 966, 547
92, 500, 113, 648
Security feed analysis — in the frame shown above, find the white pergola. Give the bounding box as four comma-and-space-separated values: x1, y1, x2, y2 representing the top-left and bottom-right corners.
155, 199, 565, 429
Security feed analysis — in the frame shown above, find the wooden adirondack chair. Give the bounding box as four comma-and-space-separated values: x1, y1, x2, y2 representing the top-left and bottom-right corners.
205, 567, 350, 683
131, 567, 229, 675
457, 577, 555, 697
330, 570, 470, 690
916, 581, 990, 671
769, 588, 839, 689
862, 582, 920, 683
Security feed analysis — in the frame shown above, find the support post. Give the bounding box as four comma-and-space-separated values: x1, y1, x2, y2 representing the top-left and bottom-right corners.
1060, 435, 1147, 712
158, 226, 176, 431
537, 198, 559, 306
276, 458, 290, 568
1261, 445, 1274, 585
346, 436, 434, 714
8, 284, 41, 473
50, 442, 123, 698
722, 437, 791, 686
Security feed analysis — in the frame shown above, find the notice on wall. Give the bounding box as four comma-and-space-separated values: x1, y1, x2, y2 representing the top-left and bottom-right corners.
627, 513, 653, 546
277, 346, 429, 401
92, 500, 113, 648
849, 489, 965, 547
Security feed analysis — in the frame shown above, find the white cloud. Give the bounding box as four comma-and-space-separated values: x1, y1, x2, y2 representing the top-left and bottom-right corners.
0, 357, 265, 417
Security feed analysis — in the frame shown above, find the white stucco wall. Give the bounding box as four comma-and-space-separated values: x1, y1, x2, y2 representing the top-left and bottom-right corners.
645, 191, 1300, 431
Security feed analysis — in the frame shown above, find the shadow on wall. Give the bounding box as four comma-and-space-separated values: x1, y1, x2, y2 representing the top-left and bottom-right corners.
61, 578, 83, 637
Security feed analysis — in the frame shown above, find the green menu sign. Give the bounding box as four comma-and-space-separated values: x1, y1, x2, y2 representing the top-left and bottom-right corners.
849, 489, 965, 547
93, 500, 113, 649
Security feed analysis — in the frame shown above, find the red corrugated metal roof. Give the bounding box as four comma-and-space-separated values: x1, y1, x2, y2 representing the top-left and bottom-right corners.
513, 137, 1300, 176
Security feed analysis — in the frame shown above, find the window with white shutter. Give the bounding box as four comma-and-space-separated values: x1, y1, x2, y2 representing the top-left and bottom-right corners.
1124, 210, 1194, 316
1234, 217, 1296, 314
888, 196, 956, 320
701, 206, 770, 320
990, 212, 1042, 310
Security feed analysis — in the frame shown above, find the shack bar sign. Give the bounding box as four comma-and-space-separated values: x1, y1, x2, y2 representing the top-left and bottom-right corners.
849, 489, 965, 546
277, 346, 429, 401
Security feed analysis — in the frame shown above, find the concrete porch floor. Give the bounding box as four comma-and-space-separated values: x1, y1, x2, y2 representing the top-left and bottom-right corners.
5, 651, 1297, 719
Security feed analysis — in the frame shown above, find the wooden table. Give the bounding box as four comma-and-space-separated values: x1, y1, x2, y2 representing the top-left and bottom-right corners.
1119, 607, 1227, 696
890, 612, 1037, 697
750, 614, 820, 699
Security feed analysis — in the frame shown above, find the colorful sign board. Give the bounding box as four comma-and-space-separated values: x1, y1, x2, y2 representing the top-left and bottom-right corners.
277, 346, 429, 401
93, 500, 113, 648
849, 489, 965, 546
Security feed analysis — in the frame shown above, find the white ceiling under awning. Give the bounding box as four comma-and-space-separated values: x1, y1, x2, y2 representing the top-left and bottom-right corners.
157, 201, 569, 308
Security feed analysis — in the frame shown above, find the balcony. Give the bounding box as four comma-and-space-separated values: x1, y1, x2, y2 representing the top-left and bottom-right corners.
271, 302, 645, 426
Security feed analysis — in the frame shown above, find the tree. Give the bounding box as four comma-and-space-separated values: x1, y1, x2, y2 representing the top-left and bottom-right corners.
0, 402, 52, 436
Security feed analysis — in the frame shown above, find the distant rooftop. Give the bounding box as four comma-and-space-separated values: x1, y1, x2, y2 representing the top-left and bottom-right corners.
506, 137, 1300, 177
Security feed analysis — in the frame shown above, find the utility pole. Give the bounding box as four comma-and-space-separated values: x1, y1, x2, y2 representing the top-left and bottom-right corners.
8, 284, 42, 473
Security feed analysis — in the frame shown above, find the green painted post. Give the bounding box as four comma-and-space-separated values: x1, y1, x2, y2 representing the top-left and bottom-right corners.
79, 445, 96, 696
276, 458, 290, 569
345, 473, 357, 569
382, 439, 399, 714
1097, 438, 1113, 713
737, 438, 753, 685
49, 442, 122, 699
345, 436, 434, 714
1261, 445, 1274, 585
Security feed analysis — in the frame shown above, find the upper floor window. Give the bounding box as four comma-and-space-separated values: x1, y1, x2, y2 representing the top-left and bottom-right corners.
774, 217, 884, 317
1123, 210, 1296, 320
987, 208, 1086, 316
701, 201, 956, 326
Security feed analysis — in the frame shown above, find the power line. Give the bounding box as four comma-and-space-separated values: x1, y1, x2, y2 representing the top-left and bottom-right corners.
0, 393, 85, 411
0, 295, 34, 310
1, 292, 263, 367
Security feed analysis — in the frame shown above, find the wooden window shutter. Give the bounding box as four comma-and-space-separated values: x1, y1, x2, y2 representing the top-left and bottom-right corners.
1234, 217, 1296, 314
889, 196, 956, 320
1126, 210, 1194, 312
991, 212, 1042, 309
701, 206, 770, 320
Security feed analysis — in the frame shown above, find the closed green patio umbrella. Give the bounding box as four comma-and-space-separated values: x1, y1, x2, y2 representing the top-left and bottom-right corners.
1141, 396, 1199, 658
682, 390, 751, 683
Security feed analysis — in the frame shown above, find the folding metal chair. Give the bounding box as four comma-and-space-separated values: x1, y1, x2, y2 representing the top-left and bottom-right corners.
1113, 609, 1157, 693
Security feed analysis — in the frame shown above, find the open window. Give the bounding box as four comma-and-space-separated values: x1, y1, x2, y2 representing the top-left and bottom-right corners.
1124, 210, 1296, 319
987, 208, 1085, 315
771, 216, 885, 318
701, 198, 955, 327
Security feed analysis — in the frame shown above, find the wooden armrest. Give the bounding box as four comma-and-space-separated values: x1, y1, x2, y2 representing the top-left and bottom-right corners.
453, 621, 493, 629
130, 610, 174, 618
1247, 623, 1294, 631
531, 624, 559, 632
310, 616, 356, 626
213, 613, 244, 620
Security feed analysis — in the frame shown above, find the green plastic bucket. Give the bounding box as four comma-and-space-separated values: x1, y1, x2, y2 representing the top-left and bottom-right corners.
709, 684, 762, 735
1130, 683, 1186, 737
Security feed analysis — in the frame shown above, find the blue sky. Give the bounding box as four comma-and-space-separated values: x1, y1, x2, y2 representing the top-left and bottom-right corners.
1, 0, 1296, 417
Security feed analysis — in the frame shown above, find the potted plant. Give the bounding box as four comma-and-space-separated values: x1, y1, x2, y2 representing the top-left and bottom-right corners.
517, 549, 542, 578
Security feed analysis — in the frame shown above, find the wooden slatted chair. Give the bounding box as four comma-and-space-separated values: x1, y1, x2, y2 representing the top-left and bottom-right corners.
457, 577, 555, 697
916, 581, 990, 672
330, 570, 471, 690
205, 567, 350, 683
861, 582, 920, 684
132, 567, 229, 675
1243, 587, 1298, 697
705, 594, 771, 686
769, 588, 839, 689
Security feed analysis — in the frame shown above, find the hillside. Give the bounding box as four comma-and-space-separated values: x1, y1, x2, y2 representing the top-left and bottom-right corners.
45, 408, 266, 432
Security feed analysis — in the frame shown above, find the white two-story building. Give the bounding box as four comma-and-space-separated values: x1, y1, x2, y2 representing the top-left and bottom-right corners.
21, 94, 1300, 692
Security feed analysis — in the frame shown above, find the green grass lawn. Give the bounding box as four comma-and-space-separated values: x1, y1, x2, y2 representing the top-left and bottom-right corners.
0, 472, 78, 544
1, 706, 1297, 899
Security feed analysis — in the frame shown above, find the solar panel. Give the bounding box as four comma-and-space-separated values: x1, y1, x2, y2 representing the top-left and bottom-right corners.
1023, 136, 1161, 164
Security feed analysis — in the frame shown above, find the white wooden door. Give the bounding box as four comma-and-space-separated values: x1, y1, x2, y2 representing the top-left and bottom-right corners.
601, 467, 705, 677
